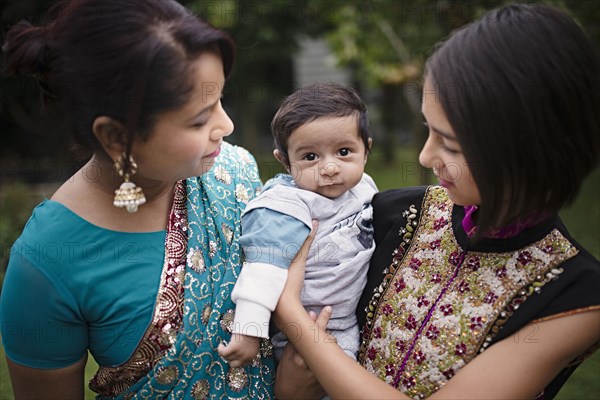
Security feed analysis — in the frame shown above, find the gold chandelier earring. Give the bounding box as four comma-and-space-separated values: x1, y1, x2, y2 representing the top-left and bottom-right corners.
113, 153, 146, 213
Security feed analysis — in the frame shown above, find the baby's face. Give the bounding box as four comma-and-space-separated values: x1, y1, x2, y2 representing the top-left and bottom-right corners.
285, 115, 368, 199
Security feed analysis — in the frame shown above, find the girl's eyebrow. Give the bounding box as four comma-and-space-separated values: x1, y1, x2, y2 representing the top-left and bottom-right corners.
422, 115, 457, 141
431, 125, 457, 141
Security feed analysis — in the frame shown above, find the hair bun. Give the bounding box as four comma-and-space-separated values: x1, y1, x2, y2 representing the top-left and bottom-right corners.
3, 20, 50, 78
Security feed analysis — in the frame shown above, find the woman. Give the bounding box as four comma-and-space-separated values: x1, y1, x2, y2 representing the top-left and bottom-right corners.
274, 3, 600, 399
0, 0, 274, 398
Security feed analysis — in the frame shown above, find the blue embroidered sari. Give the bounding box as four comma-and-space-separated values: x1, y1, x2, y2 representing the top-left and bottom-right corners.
90, 143, 275, 399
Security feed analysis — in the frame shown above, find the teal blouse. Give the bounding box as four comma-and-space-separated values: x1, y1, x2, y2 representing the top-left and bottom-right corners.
0, 200, 166, 369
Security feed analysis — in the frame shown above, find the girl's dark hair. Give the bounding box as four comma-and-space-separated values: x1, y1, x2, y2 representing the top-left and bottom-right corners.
3, 0, 234, 153
425, 3, 599, 235
272, 82, 371, 167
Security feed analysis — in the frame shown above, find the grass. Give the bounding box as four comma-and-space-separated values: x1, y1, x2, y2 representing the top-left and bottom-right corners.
1, 147, 598, 399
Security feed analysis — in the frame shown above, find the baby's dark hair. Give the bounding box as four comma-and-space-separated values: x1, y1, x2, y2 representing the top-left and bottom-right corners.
425, 3, 599, 235
272, 82, 370, 167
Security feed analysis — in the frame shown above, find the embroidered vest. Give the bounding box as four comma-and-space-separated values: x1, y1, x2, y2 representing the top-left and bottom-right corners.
359, 187, 577, 398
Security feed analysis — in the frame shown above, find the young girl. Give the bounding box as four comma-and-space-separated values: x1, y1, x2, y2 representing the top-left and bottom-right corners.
274, 3, 600, 399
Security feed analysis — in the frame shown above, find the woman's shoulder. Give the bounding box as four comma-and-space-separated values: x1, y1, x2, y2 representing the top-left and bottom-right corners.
17, 199, 81, 242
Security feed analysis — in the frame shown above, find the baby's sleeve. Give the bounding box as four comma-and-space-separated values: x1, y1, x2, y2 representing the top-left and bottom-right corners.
231, 208, 310, 338
239, 208, 310, 269
0, 245, 88, 369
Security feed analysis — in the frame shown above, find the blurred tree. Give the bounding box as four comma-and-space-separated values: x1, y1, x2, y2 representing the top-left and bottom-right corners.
184, 0, 334, 153
326, 0, 497, 166
0, 0, 597, 180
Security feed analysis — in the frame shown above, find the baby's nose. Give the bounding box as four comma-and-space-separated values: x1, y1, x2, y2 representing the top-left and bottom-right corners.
320, 162, 340, 176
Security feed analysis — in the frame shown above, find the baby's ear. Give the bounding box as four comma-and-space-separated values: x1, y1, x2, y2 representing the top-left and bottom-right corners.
273, 149, 290, 172
365, 138, 373, 164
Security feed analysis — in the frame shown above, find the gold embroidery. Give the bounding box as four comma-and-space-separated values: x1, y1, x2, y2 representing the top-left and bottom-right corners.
191, 379, 210, 399
155, 365, 179, 385
201, 304, 212, 325
213, 165, 232, 185
360, 186, 578, 397
228, 367, 249, 392
235, 183, 251, 204
221, 309, 235, 333
221, 223, 233, 245
187, 247, 206, 273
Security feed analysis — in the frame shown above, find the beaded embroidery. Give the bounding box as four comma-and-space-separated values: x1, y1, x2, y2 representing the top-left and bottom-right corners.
90, 144, 274, 399
359, 186, 577, 399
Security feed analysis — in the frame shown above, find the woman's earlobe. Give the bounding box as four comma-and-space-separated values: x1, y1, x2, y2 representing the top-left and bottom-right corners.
92, 116, 128, 159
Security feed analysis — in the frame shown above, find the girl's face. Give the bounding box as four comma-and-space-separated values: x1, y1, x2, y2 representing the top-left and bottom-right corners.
419, 77, 481, 206
279, 115, 369, 199
131, 51, 233, 184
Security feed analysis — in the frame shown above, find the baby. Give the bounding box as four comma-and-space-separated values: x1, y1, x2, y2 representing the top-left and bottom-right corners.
219, 82, 377, 366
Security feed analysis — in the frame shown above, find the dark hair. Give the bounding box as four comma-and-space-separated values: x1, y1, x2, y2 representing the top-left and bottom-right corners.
3, 0, 234, 154
272, 82, 371, 167
425, 3, 599, 235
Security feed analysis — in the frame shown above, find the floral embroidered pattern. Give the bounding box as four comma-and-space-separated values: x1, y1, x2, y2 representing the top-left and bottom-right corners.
89, 143, 275, 399
359, 186, 577, 398
187, 246, 205, 273
363, 204, 419, 339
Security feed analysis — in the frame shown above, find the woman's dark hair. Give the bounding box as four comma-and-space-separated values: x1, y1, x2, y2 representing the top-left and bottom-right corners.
272, 82, 371, 167
3, 0, 234, 154
425, 3, 599, 235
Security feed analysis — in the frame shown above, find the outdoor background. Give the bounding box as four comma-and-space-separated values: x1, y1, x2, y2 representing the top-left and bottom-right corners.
0, 0, 598, 398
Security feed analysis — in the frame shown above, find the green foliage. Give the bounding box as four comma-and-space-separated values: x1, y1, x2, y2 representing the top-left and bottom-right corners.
0, 182, 42, 281
324, 0, 599, 87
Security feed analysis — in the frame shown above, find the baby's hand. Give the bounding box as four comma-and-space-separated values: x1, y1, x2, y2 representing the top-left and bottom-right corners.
217, 333, 261, 368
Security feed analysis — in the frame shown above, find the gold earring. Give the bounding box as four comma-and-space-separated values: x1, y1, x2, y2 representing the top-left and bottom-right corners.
113, 153, 146, 213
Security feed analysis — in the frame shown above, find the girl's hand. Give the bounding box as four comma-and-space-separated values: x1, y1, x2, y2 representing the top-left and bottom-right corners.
274, 311, 329, 399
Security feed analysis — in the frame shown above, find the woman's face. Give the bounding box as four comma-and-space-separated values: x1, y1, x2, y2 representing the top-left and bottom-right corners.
419, 77, 481, 206
131, 51, 233, 184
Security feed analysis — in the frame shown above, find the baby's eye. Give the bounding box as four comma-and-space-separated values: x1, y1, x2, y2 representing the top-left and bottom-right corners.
339, 148, 350, 156
303, 153, 317, 161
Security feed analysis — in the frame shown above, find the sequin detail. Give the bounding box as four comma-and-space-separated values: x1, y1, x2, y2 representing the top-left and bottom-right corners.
228, 368, 249, 392
191, 380, 210, 400
155, 365, 179, 385
187, 247, 206, 273
359, 186, 578, 398
214, 165, 232, 185
221, 309, 235, 333
89, 144, 275, 399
